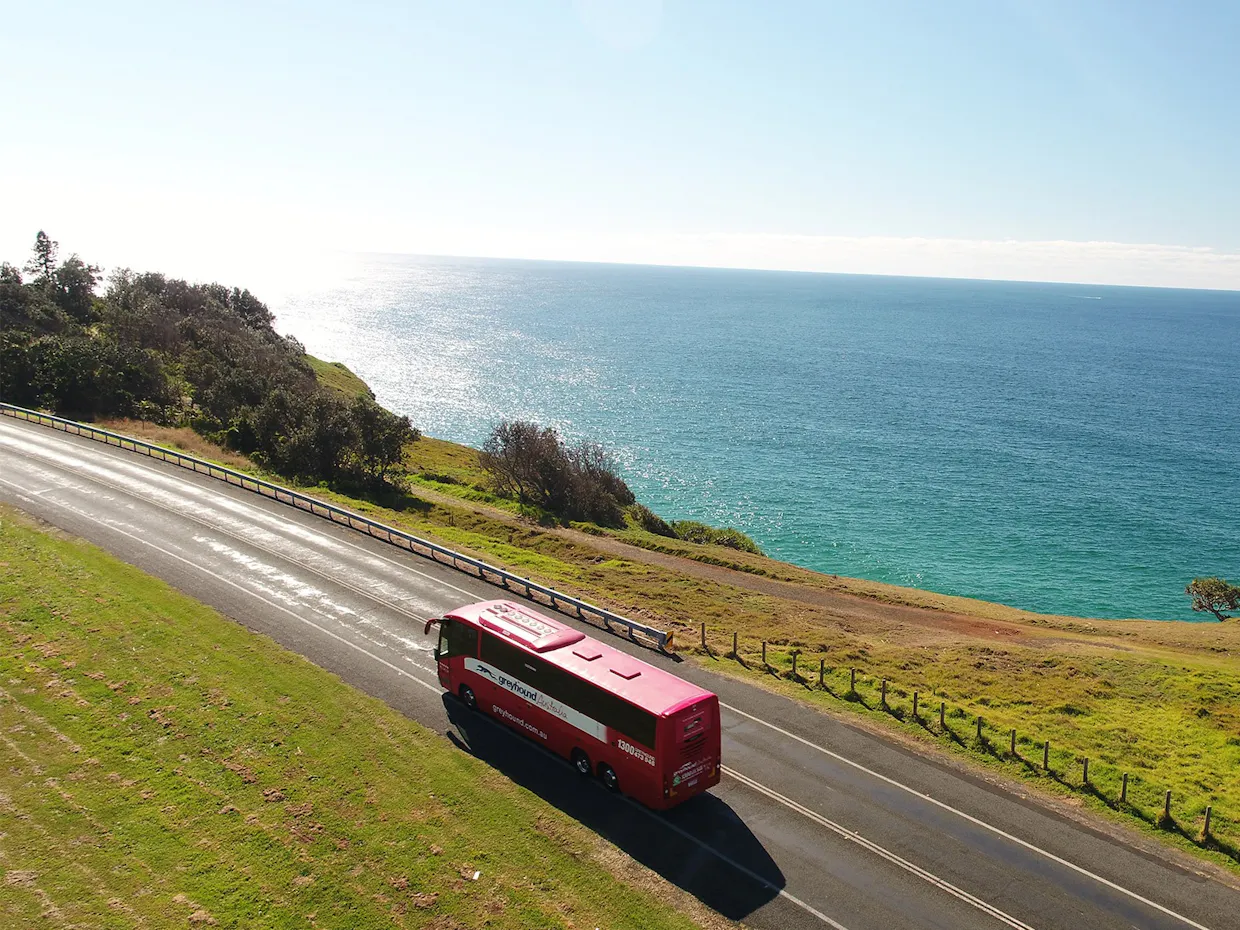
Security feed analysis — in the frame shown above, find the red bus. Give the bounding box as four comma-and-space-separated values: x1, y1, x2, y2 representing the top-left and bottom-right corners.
425, 599, 720, 809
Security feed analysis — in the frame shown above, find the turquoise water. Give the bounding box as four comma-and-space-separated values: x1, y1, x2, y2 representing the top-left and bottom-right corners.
274, 255, 1240, 621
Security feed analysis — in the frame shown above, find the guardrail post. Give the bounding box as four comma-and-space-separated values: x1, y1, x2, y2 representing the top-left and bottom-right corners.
1121, 772, 1128, 804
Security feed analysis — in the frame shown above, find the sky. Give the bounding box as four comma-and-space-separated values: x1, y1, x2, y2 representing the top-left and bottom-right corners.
2, 0, 1238, 290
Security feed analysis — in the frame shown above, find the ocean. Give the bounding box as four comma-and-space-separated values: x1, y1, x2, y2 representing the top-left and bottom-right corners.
273, 254, 1240, 622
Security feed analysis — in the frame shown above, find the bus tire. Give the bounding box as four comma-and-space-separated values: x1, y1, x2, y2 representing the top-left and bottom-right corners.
599, 763, 620, 793
571, 748, 592, 777
459, 684, 477, 711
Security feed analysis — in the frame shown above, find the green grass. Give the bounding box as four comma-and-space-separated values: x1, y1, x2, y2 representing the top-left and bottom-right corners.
306, 356, 375, 399
0, 509, 709, 929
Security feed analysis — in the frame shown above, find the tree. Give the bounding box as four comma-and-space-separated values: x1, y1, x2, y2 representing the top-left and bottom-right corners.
479, 420, 636, 526
480, 419, 571, 512
24, 231, 59, 284
53, 255, 102, 322
349, 396, 419, 484
1185, 577, 1240, 621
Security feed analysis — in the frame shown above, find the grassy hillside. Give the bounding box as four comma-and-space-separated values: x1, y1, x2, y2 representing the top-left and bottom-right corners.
0, 508, 715, 930
308, 355, 376, 399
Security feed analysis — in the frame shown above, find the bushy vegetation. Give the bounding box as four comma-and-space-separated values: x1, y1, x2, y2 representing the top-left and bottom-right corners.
0, 231, 416, 487
669, 519, 764, 554
480, 419, 637, 525
627, 502, 677, 537
478, 420, 766, 552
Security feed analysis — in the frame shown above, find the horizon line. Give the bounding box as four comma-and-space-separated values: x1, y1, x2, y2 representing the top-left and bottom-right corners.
344, 246, 1240, 295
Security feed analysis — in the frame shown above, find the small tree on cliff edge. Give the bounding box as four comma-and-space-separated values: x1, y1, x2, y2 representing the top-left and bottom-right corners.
1185, 577, 1240, 621
24, 231, 58, 284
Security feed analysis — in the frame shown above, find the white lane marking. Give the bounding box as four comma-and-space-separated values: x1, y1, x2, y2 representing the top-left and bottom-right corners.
0, 466, 854, 930
0, 449, 437, 668
0, 422, 482, 602
0, 474, 441, 696
725, 766, 1037, 930
0, 430, 457, 618
192, 533, 435, 663
721, 703, 1216, 930
622, 794, 853, 930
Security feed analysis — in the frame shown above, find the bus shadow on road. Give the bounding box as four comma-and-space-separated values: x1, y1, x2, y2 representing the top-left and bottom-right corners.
444, 696, 783, 921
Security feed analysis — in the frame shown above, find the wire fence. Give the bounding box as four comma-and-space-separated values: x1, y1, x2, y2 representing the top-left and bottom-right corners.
0, 403, 672, 651
697, 623, 1236, 862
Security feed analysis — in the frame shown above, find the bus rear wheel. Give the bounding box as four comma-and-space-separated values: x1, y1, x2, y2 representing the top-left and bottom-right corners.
598, 763, 620, 793
459, 684, 477, 711
571, 749, 592, 777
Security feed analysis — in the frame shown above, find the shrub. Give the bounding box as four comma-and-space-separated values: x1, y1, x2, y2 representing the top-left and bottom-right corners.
670, 520, 764, 555
627, 503, 677, 537
480, 420, 635, 526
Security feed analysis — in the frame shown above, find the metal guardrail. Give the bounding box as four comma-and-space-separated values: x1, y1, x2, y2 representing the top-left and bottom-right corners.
0, 403, 673, 652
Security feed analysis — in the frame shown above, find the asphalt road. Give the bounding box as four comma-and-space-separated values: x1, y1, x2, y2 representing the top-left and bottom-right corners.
1, 413, 1237, 930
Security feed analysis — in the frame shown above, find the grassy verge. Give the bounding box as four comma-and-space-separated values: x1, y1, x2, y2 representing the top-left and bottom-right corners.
0, 508, 714, 929
306, 356, 375, 399
90, 417, 1240, 872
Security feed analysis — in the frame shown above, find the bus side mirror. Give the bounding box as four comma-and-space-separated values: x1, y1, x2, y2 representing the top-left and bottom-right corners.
424, 618, 440, 636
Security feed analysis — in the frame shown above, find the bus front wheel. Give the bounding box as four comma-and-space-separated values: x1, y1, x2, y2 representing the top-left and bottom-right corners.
571, 749, 592, 777
459, 684, 477, 711
599, 763, 619, 793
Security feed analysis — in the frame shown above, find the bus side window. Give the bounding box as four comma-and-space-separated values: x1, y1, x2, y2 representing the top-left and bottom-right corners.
446, 620, 479, 659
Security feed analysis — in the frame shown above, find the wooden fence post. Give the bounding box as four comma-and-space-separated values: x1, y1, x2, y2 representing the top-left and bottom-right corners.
732, 630, 738, 657
791, 651, 799, 679
819, 657, 825, 688
700, 622, 706, 650
1010, 729, 1017, 755
850, 667, 857, 693
1205, 805, 1213, 838
881, 679, 888, 708
1163, 790, 1172, 824
939, 701, 945, 729
1083, 758, 1089, 786
976, 716, 984, 742
913, 691, 919, 719
1043, 740, 1050, 771
1121, 773, 1128, 804
762, 641, 767, 667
